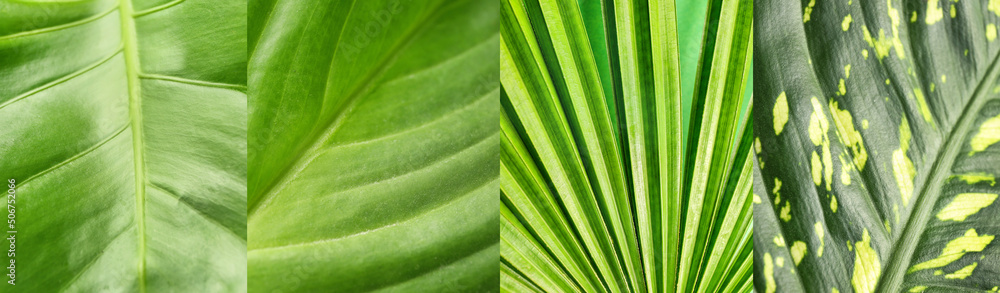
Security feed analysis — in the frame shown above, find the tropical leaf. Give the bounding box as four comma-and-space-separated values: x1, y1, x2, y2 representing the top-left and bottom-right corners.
499, 0, 753, 292
0, 0, 246, 291
246, 0, 500, 291
755, 0, 1000, 292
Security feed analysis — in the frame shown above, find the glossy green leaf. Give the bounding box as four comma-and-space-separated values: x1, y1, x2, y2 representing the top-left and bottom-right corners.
0, 0, 247, 291
755, 0, 1000, 292
500, 0, 753, 292
247, 0, 500, 291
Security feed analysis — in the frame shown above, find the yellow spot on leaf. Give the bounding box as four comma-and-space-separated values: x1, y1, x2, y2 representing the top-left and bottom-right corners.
911, 11, 918, 23
934, 270, 943, 275
812, 151, 823, 186
830, 101, 869, 170
831, 195, 838, 213
990, 24, 998, 42
862, 49, 869, 59
753, 194, 762, 204
887, 0, 902, 46
951, 4, 957, 18
803, 0, 816, 23
791, 241, 808, 265
970, 113, 1000, 156
774, 178, 783, 205
810, 100, 826, 144
780, 201, 792, 222
807, 98, 834, 190
755, 137, 762, 154
764, 253, 776, 293
952, 173, 996, 185
863, 26, 905, 61
845, 64, 852, 79
776, 257, 785, 267
774, 92, 789, 136
775, 235, 786, 247
832, 288, 840, 293
815, 222, 826, 257
909, 229, 995, 272
893, 117, 916, 204
936, 193, 998, 221
838, 79, 847, 95
843, 14, 853, 31
941, 75, 947, 83
945, 262, 978, 279
926, 0, 944, 24
909, 286, 927, 292
852, 229, 881, 293
885, 220, 892, 234
913, 89, 935, 127
990, 0, 1000, 16
930, 82, 936, 93
862, 119, 869, 129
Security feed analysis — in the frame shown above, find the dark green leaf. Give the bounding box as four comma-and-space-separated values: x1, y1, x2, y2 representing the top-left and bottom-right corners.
755, 0, 1000, 292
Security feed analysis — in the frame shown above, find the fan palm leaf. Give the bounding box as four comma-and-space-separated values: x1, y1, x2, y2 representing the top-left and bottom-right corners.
498, 0, 753, 292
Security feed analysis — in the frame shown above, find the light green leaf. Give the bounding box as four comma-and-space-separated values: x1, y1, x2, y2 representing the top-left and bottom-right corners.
500, 0, 753, 292
756, 0, 1000, 292
0, 0, 247, 291
247, 0, 500, 291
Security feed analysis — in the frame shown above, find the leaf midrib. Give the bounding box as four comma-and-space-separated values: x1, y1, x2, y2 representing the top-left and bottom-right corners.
876, 46, 1000, 291
117, 0, 147, 291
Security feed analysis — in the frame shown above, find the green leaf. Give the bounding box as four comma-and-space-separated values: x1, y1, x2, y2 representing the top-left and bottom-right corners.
755, 0, 1000, 292
0, 0, 246, 291
500, 0, 753, 292
247, 0, 500, 291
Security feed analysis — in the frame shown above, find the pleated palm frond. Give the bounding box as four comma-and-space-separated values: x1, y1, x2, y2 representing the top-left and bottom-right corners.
498, 0, 753, 292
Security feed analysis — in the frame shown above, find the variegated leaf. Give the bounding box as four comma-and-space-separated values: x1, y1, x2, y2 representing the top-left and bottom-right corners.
755, 0, 1000, 292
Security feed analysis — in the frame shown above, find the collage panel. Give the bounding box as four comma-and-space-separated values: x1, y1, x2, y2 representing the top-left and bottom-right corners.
755, 0, 1000, 292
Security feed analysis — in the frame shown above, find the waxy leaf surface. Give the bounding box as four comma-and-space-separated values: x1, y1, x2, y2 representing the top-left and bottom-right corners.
1, 0, 247, 291
247, 0, 500, 291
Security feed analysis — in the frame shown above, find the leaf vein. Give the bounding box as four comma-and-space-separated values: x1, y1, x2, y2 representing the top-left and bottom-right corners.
148, 183, 246, 243
248, 0, 458, 217
0, 5, 118, 41
22, 124, 129, 185
0, 47, 123, 111
249, 177, 497, 253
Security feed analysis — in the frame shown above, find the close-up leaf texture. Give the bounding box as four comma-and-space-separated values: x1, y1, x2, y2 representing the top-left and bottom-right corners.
500, 0, 753, 292
0, 0, 247, 291
755, 0, 1000, 292
247, 0, 500, 292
